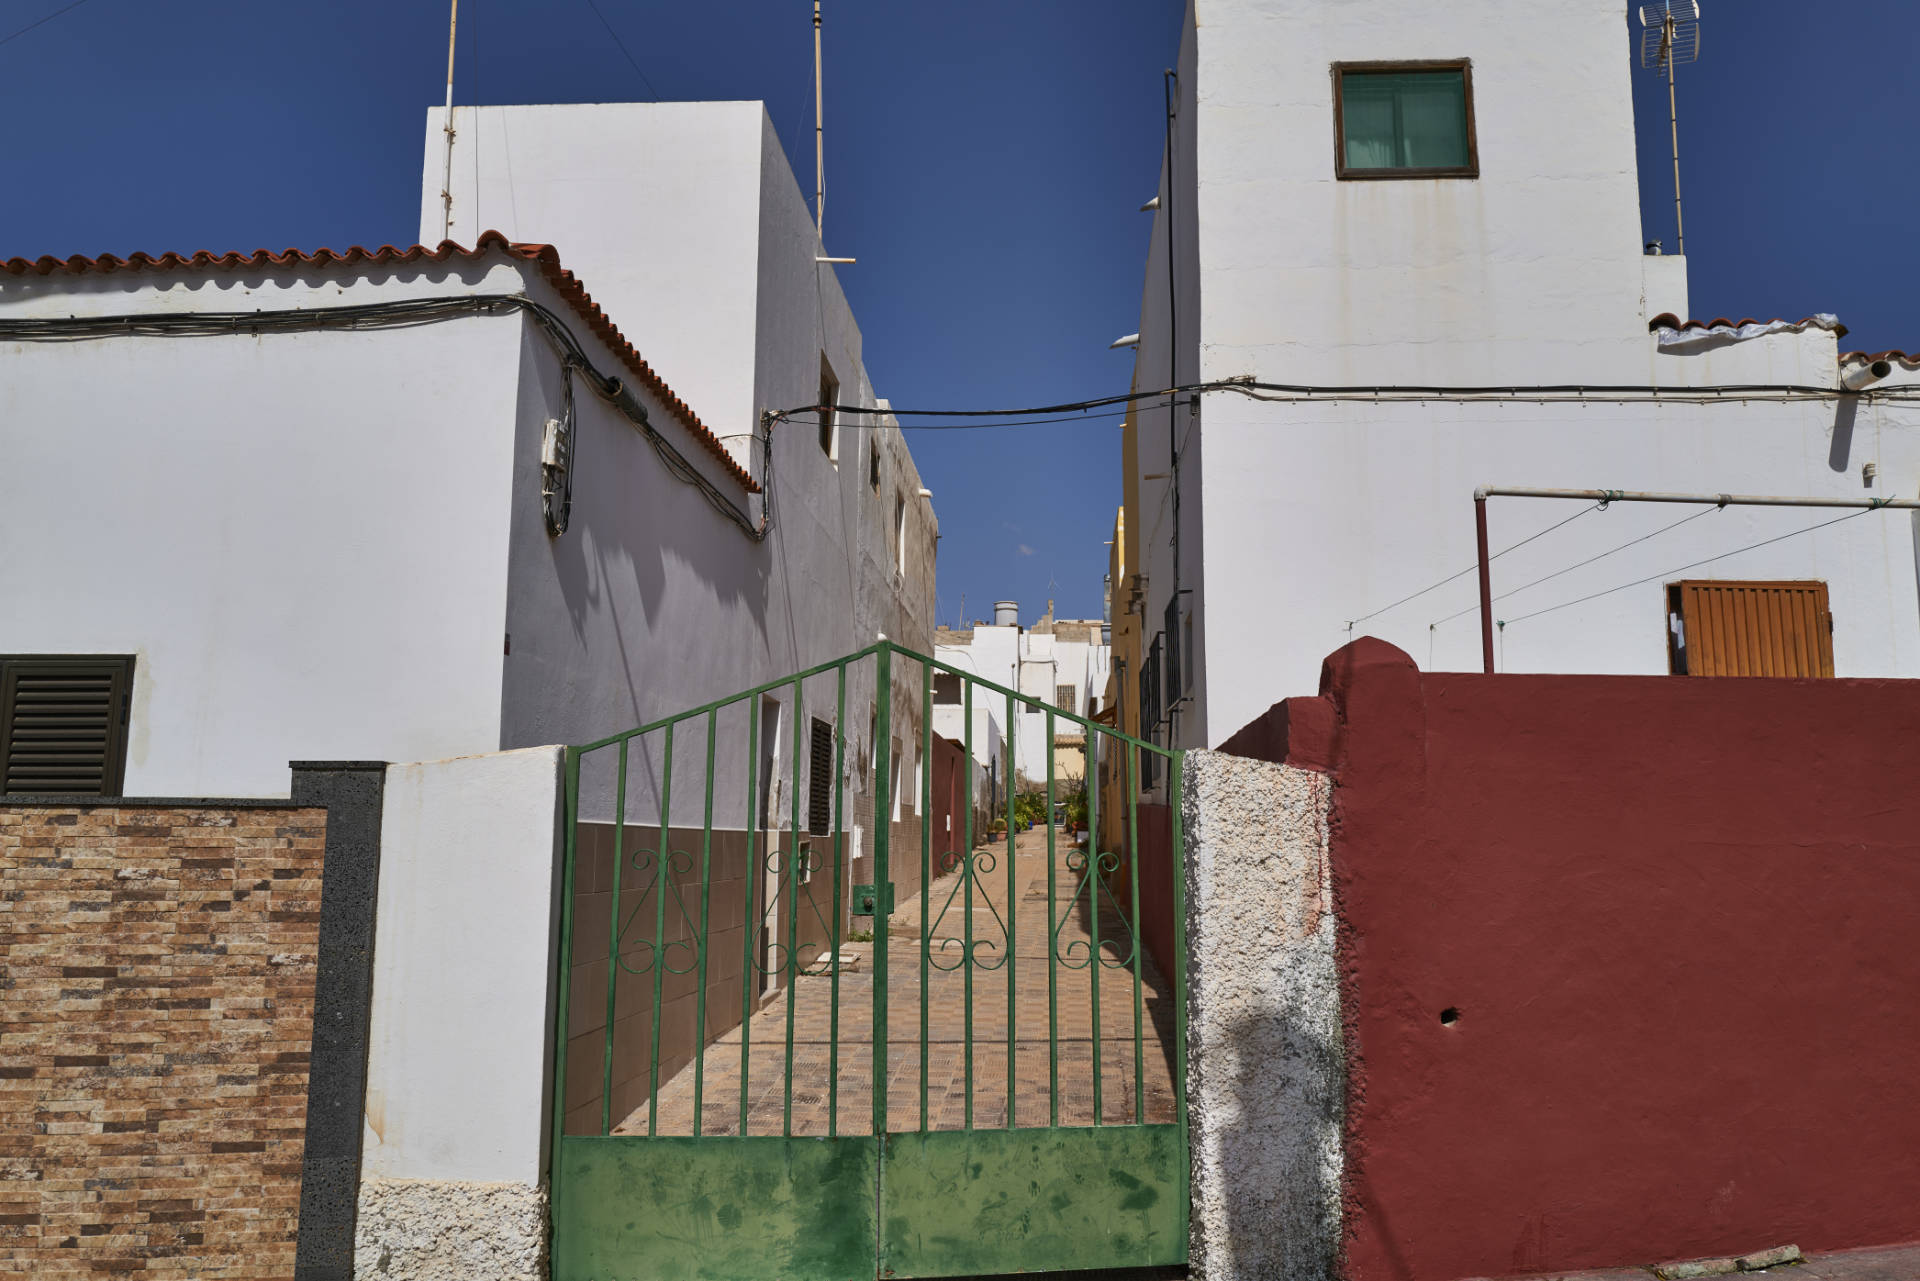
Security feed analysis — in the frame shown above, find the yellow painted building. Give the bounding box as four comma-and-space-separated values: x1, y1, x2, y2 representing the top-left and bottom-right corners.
1097, 400, 1144, 855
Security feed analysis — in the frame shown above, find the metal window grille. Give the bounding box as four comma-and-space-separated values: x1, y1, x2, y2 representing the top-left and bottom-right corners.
0, 656, 135, 796
1055, 684, 1076, 715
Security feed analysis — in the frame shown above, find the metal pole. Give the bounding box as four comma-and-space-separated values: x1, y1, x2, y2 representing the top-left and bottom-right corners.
440, 0, 459, 243
813, 1, 825, 240
1666, 17, 1685, 256
1477, 486, 1920, 511
1475, 494, 1495, 675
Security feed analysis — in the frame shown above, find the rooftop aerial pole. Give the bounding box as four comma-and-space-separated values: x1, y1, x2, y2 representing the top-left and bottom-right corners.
1638, 1, 1702, 256
813, 0, 825, 240
440, 0, 460, 243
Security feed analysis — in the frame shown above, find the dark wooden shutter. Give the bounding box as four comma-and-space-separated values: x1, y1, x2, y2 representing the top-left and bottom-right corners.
1, 656, 135, 795
807, 717, 834, 836
1670, 580, 1833, 678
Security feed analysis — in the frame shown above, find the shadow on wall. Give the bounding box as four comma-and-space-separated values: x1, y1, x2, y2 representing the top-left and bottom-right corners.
1216, 1006, 1347, 1281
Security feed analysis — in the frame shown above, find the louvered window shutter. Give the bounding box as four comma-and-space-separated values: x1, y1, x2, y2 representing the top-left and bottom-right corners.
0, 656, 135, 795
1668, 581, 1834, 678
807, 718, 834, 836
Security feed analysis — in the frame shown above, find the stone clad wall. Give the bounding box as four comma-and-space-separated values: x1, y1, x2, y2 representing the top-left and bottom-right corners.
0, 803, 327, 1279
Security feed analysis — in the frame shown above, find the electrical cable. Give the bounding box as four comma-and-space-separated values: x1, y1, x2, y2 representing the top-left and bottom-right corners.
1502, 508, 1875, 626
1344, 502, 1601, 630
0, 0, 91, 52
0, 292, 767, 540
583, 0, 662, 101
1429, 504, 1720, 626
767, 378, 1920, 430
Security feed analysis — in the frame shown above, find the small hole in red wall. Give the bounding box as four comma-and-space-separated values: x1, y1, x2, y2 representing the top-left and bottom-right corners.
1440, 1007, 1460, 1025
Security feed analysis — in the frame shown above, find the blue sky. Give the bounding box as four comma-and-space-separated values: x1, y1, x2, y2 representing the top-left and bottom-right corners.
4, 1, 1915, 628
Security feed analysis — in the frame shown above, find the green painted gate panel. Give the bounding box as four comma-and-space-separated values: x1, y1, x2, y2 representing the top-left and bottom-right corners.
552, 1136, 879, 1281
878, 1126, 1189, 1278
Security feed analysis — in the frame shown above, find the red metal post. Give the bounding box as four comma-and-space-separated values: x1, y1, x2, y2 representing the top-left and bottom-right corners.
1475, 495, 1495, 674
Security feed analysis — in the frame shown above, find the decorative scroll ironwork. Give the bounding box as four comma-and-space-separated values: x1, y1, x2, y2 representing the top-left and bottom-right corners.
612, 844, 700, 977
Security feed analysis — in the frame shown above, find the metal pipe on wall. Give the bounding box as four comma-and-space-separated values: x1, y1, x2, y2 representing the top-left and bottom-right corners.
1472, 485, 1920, 676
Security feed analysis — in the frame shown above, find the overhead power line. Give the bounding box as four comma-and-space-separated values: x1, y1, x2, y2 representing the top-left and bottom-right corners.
0, 0, 92, 52
584, 0, 662, 101
767, 378, 1920, 430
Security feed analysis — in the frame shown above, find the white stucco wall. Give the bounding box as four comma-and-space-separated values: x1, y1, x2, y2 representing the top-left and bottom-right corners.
361, 746, 564, 1186
0, 263, 527, 796
357, 746, 564, 1279
438, 102, 936, 865
1124, 0, 1920, 748
427, 101, 767, 464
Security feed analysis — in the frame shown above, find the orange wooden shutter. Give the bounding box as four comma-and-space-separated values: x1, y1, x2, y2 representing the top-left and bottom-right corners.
1676, 580, 1833, 678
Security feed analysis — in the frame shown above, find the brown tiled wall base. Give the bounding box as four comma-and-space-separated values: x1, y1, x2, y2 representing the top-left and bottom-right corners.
0, 804, 327, 1279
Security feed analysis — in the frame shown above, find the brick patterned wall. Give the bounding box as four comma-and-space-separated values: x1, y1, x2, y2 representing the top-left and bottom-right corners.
0, 804, 328, 1279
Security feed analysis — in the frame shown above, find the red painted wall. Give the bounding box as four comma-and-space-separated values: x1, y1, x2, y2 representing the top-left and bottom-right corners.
1230, 639, 1920, 1280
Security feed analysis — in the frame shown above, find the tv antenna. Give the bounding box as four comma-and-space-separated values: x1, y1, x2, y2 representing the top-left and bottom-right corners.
1639, 0, 1702, 256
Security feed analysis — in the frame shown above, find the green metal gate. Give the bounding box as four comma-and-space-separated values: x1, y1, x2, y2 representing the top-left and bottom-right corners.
549, 641, 1186, 1280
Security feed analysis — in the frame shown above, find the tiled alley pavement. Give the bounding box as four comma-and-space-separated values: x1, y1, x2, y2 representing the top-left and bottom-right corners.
621, 827, 1178, 1136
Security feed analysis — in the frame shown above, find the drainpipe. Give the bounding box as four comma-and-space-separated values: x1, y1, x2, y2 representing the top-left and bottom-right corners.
1475, 492, 1495, 674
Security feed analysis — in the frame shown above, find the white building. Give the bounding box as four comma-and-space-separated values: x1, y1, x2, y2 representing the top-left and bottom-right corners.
934, 602, 1110, 788
1121, 0, 1920, 760
0, 101, 937, 814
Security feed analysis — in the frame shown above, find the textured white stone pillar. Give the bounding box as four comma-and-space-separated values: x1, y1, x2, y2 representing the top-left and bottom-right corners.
1183, 750, 1344, 1281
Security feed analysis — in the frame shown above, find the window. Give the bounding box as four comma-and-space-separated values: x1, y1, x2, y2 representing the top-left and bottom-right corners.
895, 497, 909, 578
869, 437, 881, 490
1666, 580, 1834, 678
818, 358, 839, 459
891, 736, 905, 821
1056, 684, 1076, 715
1, 656, 135, 796
933, 673, 962, 706
1332, 61, 1477, 179
807, 717, 835, 835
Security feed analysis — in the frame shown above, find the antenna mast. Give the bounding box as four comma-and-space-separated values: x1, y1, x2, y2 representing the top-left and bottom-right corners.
440, 0, 459, 243
813, 0, 825, 240
1639, 1, 1702, 256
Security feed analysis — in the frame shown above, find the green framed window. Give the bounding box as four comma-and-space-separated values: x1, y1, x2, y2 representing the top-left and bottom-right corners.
1333, 61, 1478, 179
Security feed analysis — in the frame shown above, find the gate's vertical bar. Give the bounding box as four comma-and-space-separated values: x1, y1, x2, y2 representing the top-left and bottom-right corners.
1084, 727, 1100, 1126
919, 661, 933, 1133
600, 738, 629, 1136
692, 709, 718, 1137
647, 725, 673, 1137
1006, 689, 1018, 1130
1126, 741, 1145, 1124
784, 677, 804, 1135
1089, 735, 1105, 1126
1170, 750, 1189, 1136
828, 663, 846, 1137
1045, 709, 1058, 1127
961, 679, 975, 1131
872, 643, 892, 1140
739, 706, 760, 1136
550, 748, 581, 1162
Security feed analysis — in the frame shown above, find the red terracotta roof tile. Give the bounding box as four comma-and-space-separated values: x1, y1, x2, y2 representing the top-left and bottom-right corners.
1649, 312, 1850, 339
0, 230, 759, 493
1841, 349, 1920, 366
